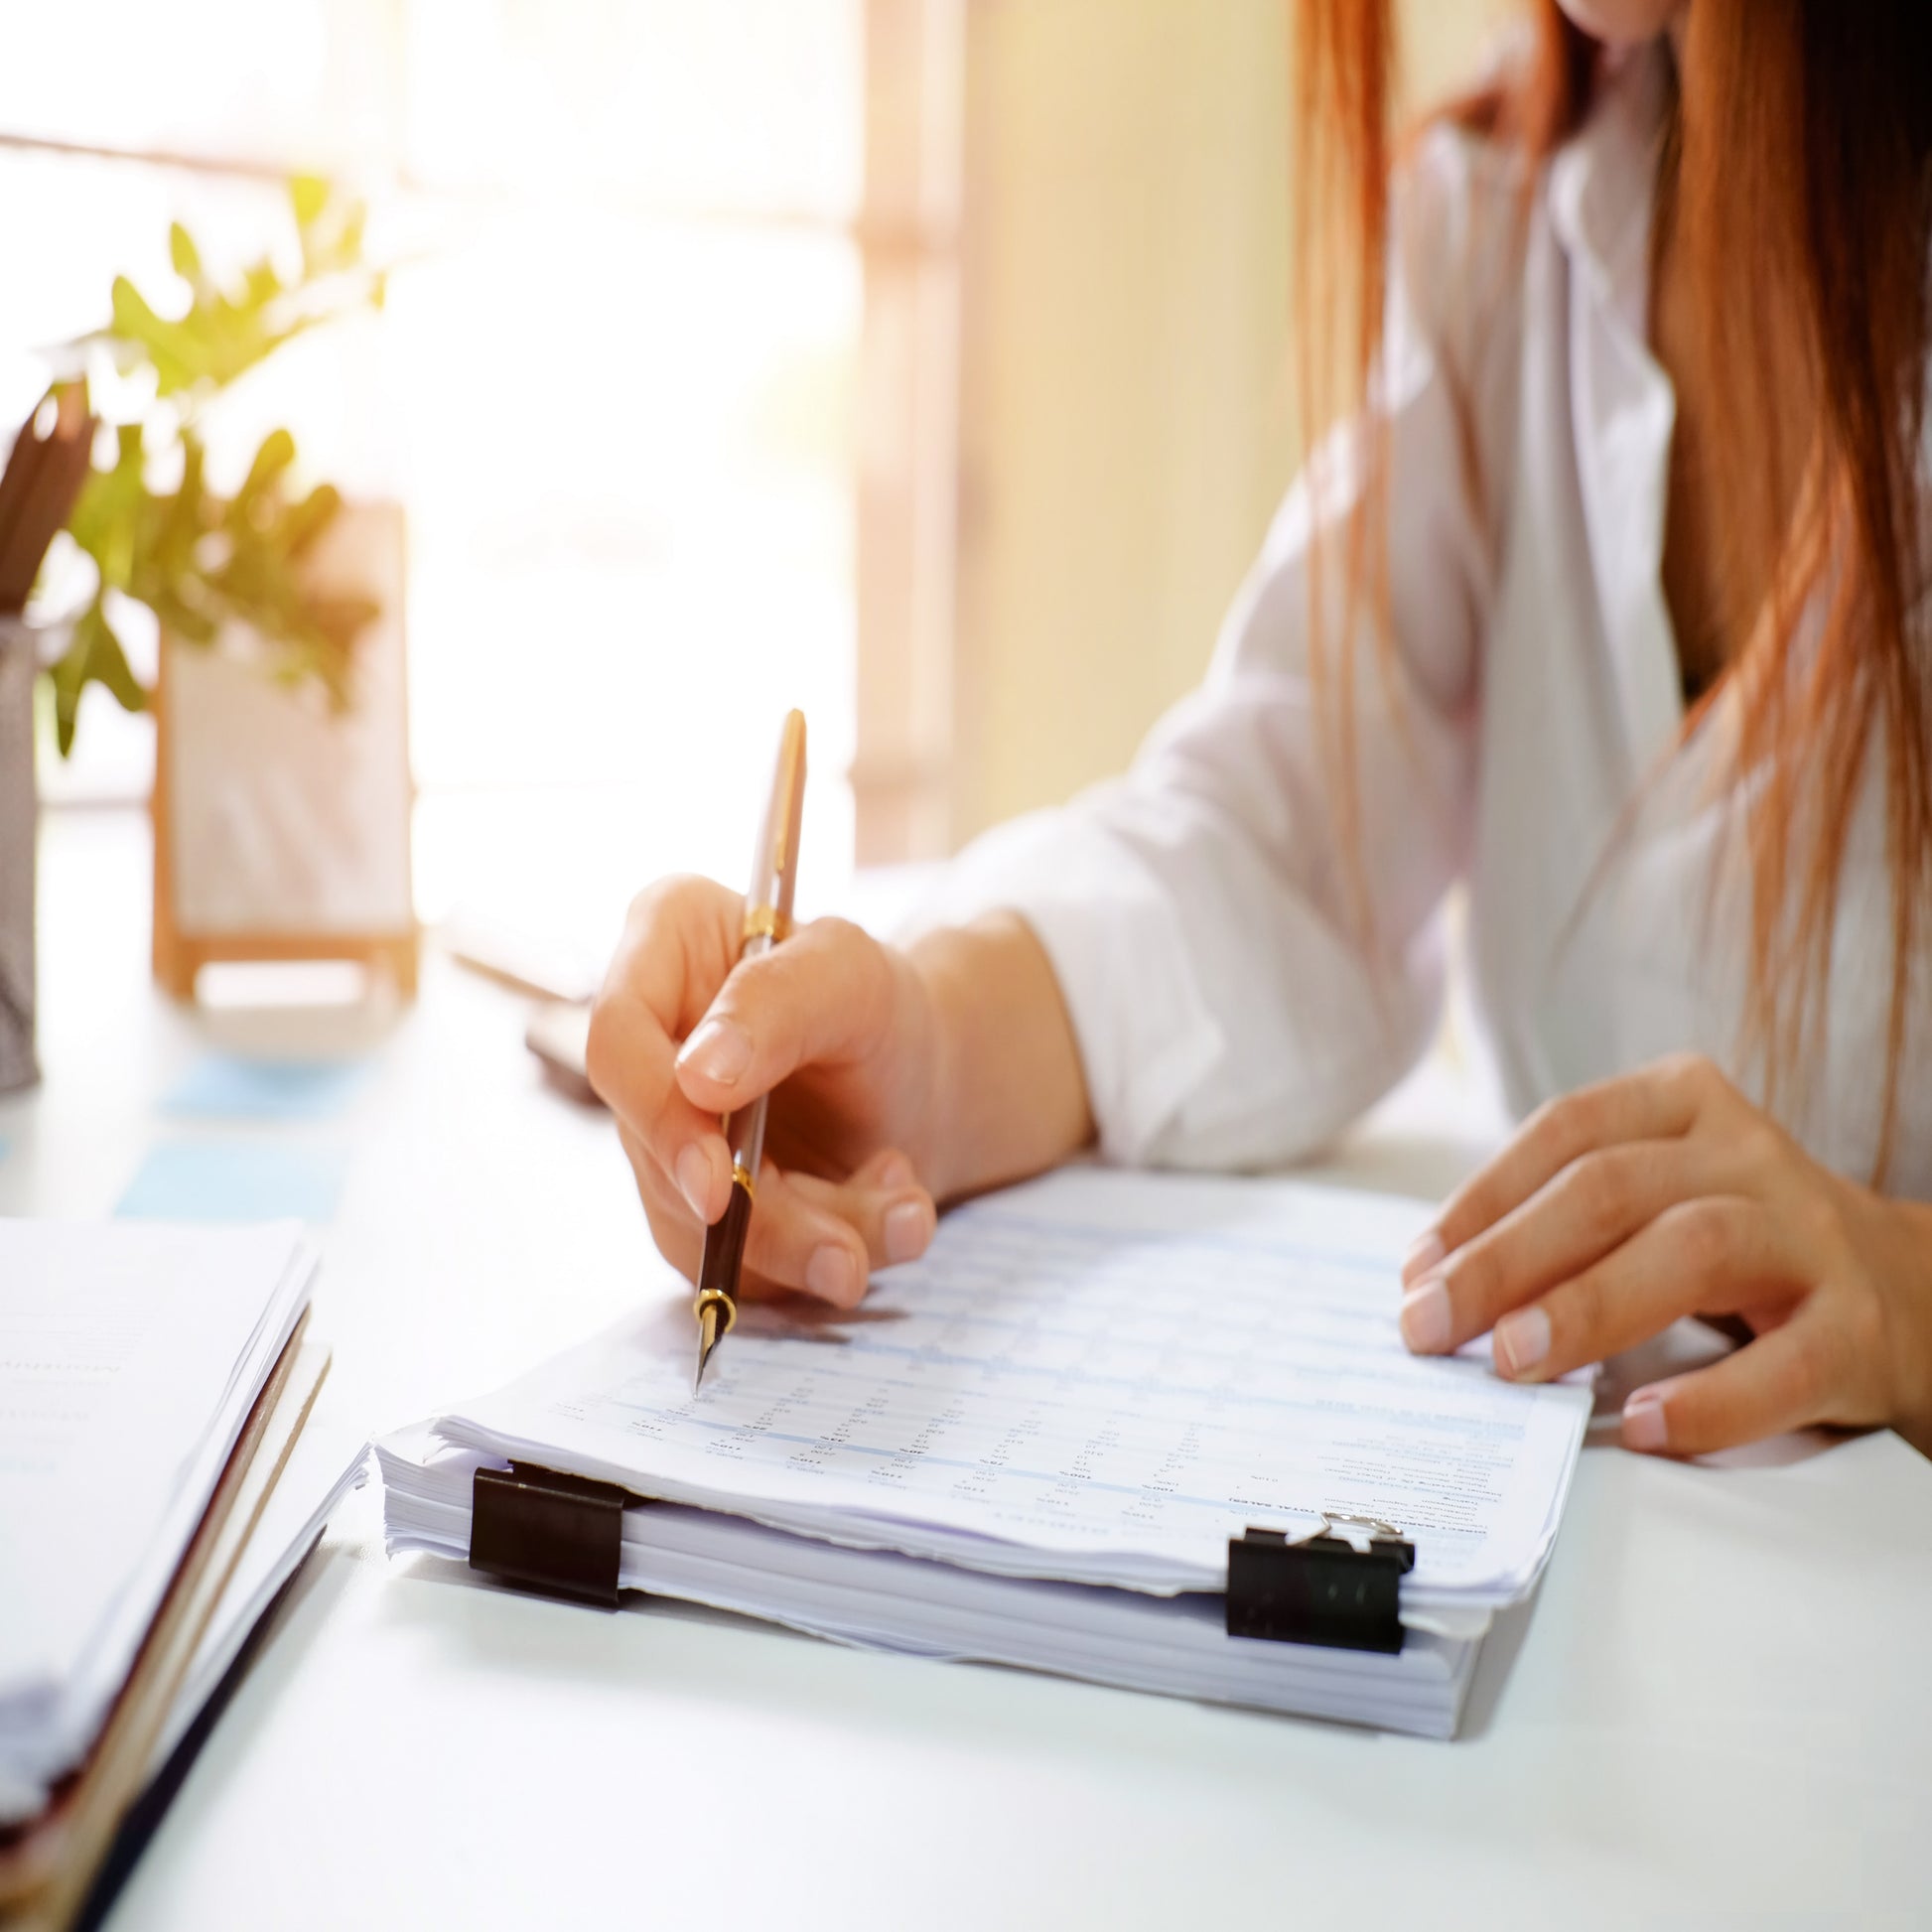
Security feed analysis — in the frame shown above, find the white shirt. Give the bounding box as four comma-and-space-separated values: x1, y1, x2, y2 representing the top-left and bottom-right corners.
926, 43, 1932, 1200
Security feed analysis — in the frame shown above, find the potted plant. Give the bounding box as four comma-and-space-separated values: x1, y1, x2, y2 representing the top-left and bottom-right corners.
35, 177, 417, 1002
50, 177, 386, 753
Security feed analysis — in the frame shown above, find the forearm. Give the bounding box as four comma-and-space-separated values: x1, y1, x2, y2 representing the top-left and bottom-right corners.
907, 912, 1094, 1203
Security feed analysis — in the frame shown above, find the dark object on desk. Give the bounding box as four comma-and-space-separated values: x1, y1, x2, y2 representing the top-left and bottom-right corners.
0, 383, 93, 613
1225, 1521, 1415, 1655
0, 383, 95, 1098
0, 620, 40, 1095
470, 1461, 637, 1609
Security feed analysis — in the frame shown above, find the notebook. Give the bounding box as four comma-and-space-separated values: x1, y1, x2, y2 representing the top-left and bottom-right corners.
0, 1219, 319, 1824
379, 1169, 1593, 1737
148, 1425, 368, 1774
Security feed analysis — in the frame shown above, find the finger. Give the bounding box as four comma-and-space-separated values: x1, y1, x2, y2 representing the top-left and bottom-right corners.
623, 1136, 842, 1305
595, 981, 735, 1220
673, 916, 899, 1114
1485, 1196, 1798, 1383
1405, 1053, 1734, 1285
858, 1147, 917, 1191
621, 1121, 789, 1299
637, 1189, 807, 1306
620, 1123, 708, 1283
786, 1159, 937, 1271
589, 878, 743, 1220
1399, 1139, 1741, 1356
624, 1130, 935, 1308
739, 1159, 944, 1306
1618, 1303, 1869, 1455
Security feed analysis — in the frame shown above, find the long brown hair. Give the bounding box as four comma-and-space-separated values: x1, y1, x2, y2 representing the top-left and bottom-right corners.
1295, 0, 1932, 1176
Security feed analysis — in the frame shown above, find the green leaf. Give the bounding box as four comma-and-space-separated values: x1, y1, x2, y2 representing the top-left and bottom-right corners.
281, 482, 342, 557
241, 261, 283, 313
46, 601, 149, 756
108, 274, 160, 336
289, 173, 331, 229
107, 264, 318, 397
148, 586, 219, 647
67, 427, 149, 593
321, 203, 366, 277
109, 276, 203, 395
235, 428, 297, 507
168, 220, 203, 287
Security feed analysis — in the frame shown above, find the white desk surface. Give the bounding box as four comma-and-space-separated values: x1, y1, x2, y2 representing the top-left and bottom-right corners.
6, 812, 1930, 1931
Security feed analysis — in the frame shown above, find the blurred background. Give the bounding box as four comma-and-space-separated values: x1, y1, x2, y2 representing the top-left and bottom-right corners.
0, 0, 1510, 974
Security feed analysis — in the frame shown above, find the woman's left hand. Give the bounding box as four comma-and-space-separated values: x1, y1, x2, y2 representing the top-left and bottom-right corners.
1397, 1052, 1932, 1457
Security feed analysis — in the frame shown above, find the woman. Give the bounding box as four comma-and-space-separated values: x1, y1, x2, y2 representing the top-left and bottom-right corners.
588, 0, 1932, 1457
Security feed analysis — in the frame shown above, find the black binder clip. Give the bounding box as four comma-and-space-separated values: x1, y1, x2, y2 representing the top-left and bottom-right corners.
1225, 1514, 1415, 1654
470, 1461, 640, 1609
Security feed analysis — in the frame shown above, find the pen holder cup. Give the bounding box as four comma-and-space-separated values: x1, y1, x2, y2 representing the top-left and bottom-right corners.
0, 617, 39, 1093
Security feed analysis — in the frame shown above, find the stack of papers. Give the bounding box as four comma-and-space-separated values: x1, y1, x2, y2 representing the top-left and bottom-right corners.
0, 1220, 318, 1823
381, 1170, 1593, 1737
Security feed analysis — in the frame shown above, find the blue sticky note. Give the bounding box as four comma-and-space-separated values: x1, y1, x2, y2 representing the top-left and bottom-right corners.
162, 1055, 370, 1122
116, 1141, 349, 1224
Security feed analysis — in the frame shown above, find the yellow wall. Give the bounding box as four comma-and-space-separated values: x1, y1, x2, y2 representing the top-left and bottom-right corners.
951, 0, 1516, 842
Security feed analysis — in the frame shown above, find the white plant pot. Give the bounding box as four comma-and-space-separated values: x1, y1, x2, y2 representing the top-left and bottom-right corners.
151, 498, 417, 999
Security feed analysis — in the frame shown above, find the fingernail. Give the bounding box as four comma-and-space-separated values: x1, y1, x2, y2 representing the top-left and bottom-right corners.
1622, 1392, 1669, 1451
1494, 1305, 1551, 1378
877, 1152, 914, 1189
1399, 1276, 1451, 1353
677, 1017, 753, 1087
883, 1199, 929, 1266
675, 1143, 714, 1220
1402, 1229, 1446, 1286
806, 1243, 860, 1304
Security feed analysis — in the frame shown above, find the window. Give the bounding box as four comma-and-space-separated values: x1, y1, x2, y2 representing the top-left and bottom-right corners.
0, 0, 961, 951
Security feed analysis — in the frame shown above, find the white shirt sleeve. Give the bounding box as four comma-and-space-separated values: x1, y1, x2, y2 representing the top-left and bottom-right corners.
915, 131, 1518, 1169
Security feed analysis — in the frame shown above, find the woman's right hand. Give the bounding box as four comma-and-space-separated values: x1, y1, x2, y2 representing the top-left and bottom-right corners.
586, 875, 947, 1308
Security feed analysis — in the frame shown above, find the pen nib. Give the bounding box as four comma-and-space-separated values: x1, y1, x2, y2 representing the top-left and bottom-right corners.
694, 1300, 722, 1393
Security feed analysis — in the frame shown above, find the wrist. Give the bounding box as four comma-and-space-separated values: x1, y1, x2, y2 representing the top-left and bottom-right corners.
900, 924, 979, 1201
903, 911, 1093, 1203
883, 933, 956, 1195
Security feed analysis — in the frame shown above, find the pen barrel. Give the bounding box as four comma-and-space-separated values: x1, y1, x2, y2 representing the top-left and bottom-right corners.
740, 709, 805, 945
726, 1106, 767, 1186
726, 708, 805, 1197
724, 929, 773, 1179
696, 1172, 755, 1317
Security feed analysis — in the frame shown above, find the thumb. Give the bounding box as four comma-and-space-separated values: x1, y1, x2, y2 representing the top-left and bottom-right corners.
673, 916, 897, 1111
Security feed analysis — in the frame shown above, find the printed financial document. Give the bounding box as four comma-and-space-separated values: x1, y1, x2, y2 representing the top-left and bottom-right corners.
442, 1169, 1592, 1606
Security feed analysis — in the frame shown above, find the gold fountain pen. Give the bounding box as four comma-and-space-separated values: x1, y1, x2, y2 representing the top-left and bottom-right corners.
693, 708, 807, 1390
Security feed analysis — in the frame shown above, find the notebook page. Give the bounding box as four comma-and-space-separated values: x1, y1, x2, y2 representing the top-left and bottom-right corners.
440, 1170, 1591, 1602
